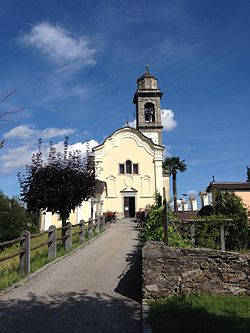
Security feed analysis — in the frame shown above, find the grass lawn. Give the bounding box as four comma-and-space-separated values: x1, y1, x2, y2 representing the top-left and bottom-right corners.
149, 293, 250, 333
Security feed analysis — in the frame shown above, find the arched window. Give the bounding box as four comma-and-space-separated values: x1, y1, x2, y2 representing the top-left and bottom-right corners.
125, 160, 132, 174
144, 102, 155, 122
119, 161, 139, 175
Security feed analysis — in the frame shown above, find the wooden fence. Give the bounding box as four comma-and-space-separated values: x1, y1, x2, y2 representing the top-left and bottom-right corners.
144, 205, 239, 250
172, 218, 231, 250
0, 216, 106, 276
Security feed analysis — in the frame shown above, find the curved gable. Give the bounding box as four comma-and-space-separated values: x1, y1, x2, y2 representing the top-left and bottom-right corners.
93, 126, 163, 158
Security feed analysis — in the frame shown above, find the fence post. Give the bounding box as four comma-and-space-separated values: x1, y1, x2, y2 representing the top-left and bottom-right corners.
190, 222, 196, 246
102, 215, 106, 231
220, 221, 225, 251
88, 219, 93, 239
96, 218, 100, 234
48, 225, 57, 258
79, 220, 85, 245
20, 230, 31, 275
65, 222, 72, 249
163, 204, 169, 246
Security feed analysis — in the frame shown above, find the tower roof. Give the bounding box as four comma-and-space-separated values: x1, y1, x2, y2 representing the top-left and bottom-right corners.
137, 66, 157, 82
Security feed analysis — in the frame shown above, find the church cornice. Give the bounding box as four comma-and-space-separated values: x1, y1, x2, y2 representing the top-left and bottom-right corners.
120, 187, 138, 193
133, 91, 163, 104
138, 125, 163, 130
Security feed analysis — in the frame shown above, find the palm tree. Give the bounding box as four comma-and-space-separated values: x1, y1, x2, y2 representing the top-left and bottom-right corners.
163, 157, 187, 213
247, 165, 250, 182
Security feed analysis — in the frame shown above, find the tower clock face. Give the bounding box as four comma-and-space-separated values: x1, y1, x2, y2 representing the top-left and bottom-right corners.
145, 80, 150, 88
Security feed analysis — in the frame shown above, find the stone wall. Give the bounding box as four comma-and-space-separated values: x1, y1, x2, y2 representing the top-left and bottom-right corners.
142, 241, 250, 299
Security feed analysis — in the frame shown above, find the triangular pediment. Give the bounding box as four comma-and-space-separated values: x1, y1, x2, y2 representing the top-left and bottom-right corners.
120, 187, 138, 193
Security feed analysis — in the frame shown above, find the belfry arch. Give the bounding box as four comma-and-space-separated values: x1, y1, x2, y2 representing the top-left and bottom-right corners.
144, 102, 155, 122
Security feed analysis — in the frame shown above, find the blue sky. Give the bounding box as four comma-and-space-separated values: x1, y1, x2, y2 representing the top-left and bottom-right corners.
0, 0, 249, 204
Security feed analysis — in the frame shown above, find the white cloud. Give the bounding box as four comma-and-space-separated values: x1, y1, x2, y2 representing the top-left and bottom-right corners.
71, 139, 98, 152
1, 124, 98, 174
41, 127, 76, 139
163, 145, 172, 158
0, 139, 99, 174
4, 126, 35, 140
4, 125, 76, 140
54, 139, 98, 156
161, 109, 177, 131
70, 85, 90, 98
20, 22, 96, 69
128, 119, 136, 128
1, 145, 34, 173
188, 190, 197, 198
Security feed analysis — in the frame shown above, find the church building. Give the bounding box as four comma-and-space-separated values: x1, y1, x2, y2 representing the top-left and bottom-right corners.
39, 69, 170, 229
93, 68, 170, 218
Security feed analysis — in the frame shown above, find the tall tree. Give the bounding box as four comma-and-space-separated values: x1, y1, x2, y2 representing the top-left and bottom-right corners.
163, 157, 187, 212
18, 137, 96, 230
247, 165, 250, 182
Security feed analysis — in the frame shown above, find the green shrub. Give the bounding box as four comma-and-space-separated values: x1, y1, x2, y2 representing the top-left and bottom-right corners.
195, 215, 249, 251
140, 205, 191, 248
0, 191, 38, 242
213, 191, 249, 250
140, 205, 164, 242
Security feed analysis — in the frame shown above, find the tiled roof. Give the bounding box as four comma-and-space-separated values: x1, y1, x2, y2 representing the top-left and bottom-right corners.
137, 72, 156, 82
206, 182, 250, 192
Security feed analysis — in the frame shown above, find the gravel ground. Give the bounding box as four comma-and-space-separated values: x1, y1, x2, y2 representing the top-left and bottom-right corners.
0, 219, 142, 333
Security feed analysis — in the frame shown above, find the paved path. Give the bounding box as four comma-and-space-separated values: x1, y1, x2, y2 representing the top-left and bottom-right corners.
0, 219, 142, 333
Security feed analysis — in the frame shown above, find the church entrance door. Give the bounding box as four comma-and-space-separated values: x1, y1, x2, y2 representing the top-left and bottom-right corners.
124, 197, 135, 218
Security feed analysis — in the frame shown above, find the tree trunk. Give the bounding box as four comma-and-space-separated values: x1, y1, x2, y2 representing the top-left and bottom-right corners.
61, 212, 67, 248
173, 172, 178, 213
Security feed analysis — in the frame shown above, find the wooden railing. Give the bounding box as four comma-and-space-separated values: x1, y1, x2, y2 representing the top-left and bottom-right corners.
171, 218, 234, 250
138, 208, 239, 250
0, 216, 106, 276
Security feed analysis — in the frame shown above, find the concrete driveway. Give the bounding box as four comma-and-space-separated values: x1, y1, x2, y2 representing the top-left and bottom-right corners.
0, 219, 142, 333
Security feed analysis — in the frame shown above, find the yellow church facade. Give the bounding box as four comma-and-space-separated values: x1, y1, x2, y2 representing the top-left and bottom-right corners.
94, 126, 167, 218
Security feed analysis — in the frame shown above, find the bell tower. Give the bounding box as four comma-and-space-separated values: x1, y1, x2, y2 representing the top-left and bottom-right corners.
133, 66, 163, 145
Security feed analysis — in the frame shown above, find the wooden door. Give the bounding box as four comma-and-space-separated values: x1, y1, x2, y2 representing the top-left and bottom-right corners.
124, 197, 135, 218
124, 197, 130, 218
